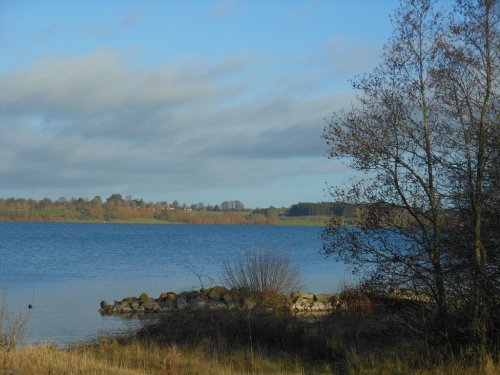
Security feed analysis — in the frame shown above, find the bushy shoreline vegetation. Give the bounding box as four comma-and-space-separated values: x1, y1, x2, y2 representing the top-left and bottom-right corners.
0, 195, 355, 226
1, 288, 498, 374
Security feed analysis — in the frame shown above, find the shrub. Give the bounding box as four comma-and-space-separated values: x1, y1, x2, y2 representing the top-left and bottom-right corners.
222, 249, 301, 295
337, 284, 373, 313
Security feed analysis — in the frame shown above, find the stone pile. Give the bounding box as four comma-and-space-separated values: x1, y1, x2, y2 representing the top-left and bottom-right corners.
99, 286, 337, 316
289, 291, 336, 315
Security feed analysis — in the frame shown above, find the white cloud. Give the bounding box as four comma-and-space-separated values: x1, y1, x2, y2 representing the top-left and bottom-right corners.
0, 50, 241, 116
0, 49, 353, 205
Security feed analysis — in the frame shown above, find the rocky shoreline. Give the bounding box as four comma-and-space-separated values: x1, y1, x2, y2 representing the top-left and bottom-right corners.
100, 286, 343, 316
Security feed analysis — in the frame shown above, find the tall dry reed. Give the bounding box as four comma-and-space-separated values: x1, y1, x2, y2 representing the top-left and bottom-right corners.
0, 287, 28, 349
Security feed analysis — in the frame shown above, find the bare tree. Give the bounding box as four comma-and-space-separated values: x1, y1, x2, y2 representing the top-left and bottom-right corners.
323, 0, 449, 333
322, 0, 498, 348
434, 0, 499, 349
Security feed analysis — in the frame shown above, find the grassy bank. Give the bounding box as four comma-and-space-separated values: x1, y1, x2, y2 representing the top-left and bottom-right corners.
0, 341, 314, 375
0, 215, 330, 226
1, 297, 498, 374
277, 215, 329, 226
1, 339, 496, 375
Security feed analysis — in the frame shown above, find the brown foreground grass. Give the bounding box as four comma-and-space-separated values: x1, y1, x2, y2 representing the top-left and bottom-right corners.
0, 339, 497, 375
0, 341, 315, 375
1, 288, 498, 375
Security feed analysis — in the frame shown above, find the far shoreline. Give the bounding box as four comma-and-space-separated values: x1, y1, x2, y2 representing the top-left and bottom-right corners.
0, 217, 329, 227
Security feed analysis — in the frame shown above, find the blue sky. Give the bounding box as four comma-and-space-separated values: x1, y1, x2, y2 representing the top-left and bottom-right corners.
0, 0, 400, 208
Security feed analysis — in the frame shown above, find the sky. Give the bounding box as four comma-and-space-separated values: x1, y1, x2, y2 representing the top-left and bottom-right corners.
0, 0, 400, 208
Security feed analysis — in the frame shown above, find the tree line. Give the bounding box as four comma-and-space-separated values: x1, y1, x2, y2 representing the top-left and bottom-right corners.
0, 195, 247, 221
0, 193, 336, 224
0, 196, 366, 224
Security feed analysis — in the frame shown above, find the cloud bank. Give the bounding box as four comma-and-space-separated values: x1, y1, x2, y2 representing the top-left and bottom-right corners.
0, 48, 358, 206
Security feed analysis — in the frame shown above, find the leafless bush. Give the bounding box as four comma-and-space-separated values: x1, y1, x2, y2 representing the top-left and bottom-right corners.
222, 249, 301, 294
337, 283, 373, 314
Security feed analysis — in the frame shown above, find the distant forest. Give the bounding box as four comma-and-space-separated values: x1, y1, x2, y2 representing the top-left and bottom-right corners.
0, 195, 360, 225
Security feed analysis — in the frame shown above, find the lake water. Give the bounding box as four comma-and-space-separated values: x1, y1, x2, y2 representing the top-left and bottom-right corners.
0, 222, 353, 346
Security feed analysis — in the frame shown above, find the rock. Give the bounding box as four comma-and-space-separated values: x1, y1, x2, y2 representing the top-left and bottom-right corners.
176, 296, 187, 310
222, 292, 237, 303
242, 296, 257, 310
143, 300, 160, 312
159, 292, 177, 300
188, 297, 207, 310
226, 300, 241, 310
290, 297, 331, 314
167, 292, 176, 299
206, 300, 228, 310
320, 302, 331, 310
114, 301, 132, 313
158, 299, 177, 312
292, 303, 304, 312
100, 287, 336, 316
208, 286, 229, 300
311, 302, 325, 311
159, 292, 168, 300
99, 301, 114, 314
159, 299, 175, 309
291, 292, 315, 302
185, 291, 200, 300
315, 294, 332, 303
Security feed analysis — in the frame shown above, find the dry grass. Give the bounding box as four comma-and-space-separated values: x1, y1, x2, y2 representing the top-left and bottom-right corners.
0, 339, 325, 375
0, 339, 496, 375
345, 351, 499, 375
1, 284, 498, 375
0, 288, 28, 349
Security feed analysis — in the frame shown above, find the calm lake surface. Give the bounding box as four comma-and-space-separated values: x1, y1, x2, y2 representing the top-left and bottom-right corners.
0, 222, 353, 346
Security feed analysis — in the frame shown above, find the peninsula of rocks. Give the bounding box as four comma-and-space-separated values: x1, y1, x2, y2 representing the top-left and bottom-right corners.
100, 286, 344, 316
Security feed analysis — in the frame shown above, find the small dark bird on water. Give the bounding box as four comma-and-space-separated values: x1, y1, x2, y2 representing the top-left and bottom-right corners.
28, 304, 32, 309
